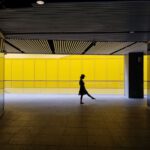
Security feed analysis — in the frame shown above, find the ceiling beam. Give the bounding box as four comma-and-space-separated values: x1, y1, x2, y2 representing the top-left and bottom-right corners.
82, 41, 96, 54
110, 42, 137, 55
5, 40, 25, 53
48, 40, 55, 54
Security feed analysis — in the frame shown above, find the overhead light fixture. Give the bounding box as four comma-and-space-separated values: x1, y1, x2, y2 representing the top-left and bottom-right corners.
129, 31, 135, 34
36, 0, 45, 5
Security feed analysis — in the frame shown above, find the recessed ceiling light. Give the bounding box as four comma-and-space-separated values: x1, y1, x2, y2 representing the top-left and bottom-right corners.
36, 0, 45, 5
129, 31, 135, 34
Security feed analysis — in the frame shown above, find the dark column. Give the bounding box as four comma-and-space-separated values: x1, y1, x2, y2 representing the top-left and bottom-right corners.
125, 52, 144, 98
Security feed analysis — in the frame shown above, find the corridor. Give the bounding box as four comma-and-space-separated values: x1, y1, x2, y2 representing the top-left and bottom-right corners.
0, 94, 150, 150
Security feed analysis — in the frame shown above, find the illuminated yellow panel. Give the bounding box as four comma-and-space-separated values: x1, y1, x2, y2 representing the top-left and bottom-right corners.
35, 59, 46, 80
95, 59, 106, 80
23, 81, 34, 88
5, 59, 12, 88
144, 56, 147, 80
58, 60, 70, 87
5, 81, 12, 88
70, 59, 82, 79
12, 59, 23, 80
2, 55, 133, 91
23, 59, 34, 80
46, 59, 58, 80
144, 56, 147, 91
0, 57, 4, 81
107, 58, 123, 81
12, 81, 23, 88
5, 59, 12, 80
70, 81, 79, 88
0, 57, 4, 89
147, 56, 150, 92
70, 59, 82, 88
144, 55, 150, 95
82, 60, 95, 88
147, 56, 150, 81
106, 57, 124, 89
58, 81, 70, 88
47, 81, 58, 88
34, 81, 46, 88
58, 60, 70, 80
82, 60, 94, 80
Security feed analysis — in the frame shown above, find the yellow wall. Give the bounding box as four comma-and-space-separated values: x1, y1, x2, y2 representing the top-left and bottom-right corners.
0, 53, 4, 116
4, 54, 149, 91
4, 55, 124, 89
144, 55, 150, 93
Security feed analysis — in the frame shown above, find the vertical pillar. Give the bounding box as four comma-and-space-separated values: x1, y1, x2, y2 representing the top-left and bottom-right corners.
0, 32, 4, 117
147, 43, 150, 106
125, 52, 144, 98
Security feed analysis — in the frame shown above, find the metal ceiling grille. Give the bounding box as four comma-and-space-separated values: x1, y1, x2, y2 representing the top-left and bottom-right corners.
5, 42, 21, 53
115, 42, 147, 54
54, 40, 91, 54
4, 39, 147, 55
6, 39, 52, 54
86, 42, 132, 54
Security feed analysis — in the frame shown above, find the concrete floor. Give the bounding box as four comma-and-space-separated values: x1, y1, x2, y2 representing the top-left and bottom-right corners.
0, 93, 150, 150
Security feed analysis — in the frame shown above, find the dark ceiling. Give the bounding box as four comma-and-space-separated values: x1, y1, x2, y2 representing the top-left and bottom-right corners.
0, 0, 150, 41
0, 0, 149, 55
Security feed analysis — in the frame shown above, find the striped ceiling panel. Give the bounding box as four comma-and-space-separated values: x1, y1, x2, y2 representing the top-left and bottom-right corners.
86, 42, 132, 54
53, 40, 91, 54
6, 39, 52, 54
115, 42, 147, 55
4, 39, 147, 55
5, 42, 21, 53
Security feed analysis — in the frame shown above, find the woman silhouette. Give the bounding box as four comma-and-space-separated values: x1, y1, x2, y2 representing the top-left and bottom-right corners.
78, 74, 95, 104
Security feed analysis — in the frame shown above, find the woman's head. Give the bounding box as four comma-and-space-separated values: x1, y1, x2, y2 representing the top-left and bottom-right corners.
80, 74, 85, 79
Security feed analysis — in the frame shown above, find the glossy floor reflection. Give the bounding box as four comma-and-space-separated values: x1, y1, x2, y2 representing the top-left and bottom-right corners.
0, 93, 150, 150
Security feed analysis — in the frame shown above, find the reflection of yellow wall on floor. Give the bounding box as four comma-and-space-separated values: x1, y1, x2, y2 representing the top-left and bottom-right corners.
4, 54, 149, 91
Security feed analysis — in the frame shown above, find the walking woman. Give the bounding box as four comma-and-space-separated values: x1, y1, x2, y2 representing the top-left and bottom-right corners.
78, 74, 95, 104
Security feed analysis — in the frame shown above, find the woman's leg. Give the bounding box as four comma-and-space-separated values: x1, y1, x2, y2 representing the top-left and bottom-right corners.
80, 95, 84, 104
87, 93, 95, 99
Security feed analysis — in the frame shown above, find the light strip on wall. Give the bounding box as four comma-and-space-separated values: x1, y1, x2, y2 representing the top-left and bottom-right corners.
5, 54, 69, 59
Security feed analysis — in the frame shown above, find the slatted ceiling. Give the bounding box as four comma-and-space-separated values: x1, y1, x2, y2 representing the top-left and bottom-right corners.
121, 42, 147, 54
4, 39, 147, 54
86, 42, 132, 54
115, 42, 147, 55
6, 39, 52, 54
5, 42, 21, 53
54, 40, 91, 54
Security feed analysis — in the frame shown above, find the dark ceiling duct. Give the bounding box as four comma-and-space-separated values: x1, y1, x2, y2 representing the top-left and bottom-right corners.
1, 0, 148, 9
0, 0, 35, 8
